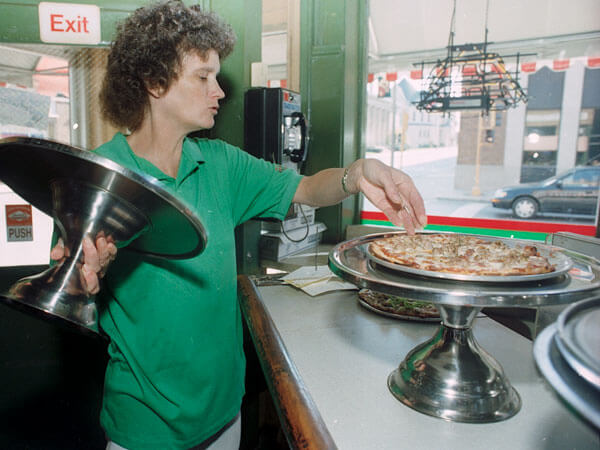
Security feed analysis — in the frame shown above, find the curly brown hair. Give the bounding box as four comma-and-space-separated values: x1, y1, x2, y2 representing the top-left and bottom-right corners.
100, 0, 236, 132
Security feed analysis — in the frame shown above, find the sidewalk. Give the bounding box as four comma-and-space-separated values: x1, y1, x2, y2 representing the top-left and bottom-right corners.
437, 189, 493, 203
366, 146, 495, 204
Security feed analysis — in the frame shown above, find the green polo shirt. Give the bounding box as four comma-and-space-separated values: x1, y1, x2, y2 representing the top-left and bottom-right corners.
93, 132, 302, 449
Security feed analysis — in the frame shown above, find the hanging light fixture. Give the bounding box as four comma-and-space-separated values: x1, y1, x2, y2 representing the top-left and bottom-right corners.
414, 0, 532, 114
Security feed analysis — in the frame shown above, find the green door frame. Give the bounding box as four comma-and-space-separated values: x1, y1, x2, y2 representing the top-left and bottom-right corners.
300, 0, 368, 242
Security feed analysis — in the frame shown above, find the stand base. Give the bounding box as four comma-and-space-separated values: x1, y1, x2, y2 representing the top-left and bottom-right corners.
388, 324, 521, 423
1, 266, 99, 337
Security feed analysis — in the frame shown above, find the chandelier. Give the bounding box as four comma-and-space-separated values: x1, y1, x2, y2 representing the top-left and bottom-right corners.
414, 0, 531, 113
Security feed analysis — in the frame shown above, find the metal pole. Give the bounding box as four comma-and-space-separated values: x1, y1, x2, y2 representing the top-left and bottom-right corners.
400, 112, 408, 169
391, 81, 397, 167
472, 114, 483, 196
596, 190, 600, 238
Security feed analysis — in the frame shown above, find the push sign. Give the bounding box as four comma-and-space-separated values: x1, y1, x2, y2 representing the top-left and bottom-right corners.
6, 205, 33, 242
38, 2, 101, 45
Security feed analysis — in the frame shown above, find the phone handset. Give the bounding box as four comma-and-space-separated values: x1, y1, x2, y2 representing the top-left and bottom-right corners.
283, 112, 309, 164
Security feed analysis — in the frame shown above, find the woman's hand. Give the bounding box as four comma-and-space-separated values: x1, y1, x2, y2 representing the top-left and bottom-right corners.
50, 235, 117, 295
349, 159, 427, 234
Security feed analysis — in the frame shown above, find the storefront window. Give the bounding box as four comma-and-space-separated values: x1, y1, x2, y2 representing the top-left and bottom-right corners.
0, 45, 112, 152
364, 62, 599, 239
0, 51, 69, 142
521, 109, 560, 182
578, 67, 600, 166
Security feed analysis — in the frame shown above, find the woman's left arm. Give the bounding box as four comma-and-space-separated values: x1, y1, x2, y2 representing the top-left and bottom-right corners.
293, 159, 427, 235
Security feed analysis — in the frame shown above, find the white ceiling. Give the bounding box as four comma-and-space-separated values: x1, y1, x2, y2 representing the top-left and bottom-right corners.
370, 0, 600, 55
368, 0, 600, 71
262, 0, 600, 73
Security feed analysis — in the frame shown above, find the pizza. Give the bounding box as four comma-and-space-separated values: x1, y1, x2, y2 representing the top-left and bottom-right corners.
358, 289, 439, 320
368, 233, 555, 277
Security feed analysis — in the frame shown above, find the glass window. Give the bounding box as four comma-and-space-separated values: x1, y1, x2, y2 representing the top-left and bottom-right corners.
562, 168, 600, 187
0, 53, 69, 142
365, 56, 598, 239
580, 67, 600, 164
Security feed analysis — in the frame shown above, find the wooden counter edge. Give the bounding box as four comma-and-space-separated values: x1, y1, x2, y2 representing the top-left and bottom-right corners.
237, 275, 337, 450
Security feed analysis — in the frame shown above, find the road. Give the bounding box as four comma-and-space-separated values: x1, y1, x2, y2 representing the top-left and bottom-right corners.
364, 148, 595, 225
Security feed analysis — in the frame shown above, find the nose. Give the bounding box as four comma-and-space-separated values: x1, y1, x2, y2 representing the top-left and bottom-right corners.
212, 79, 225, 100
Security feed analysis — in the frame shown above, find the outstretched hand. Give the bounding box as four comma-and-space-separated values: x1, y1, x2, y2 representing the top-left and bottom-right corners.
50, 235, 117, 295
353, 159, 427, 234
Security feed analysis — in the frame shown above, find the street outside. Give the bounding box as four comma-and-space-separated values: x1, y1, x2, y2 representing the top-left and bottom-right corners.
363, 146, 596, 225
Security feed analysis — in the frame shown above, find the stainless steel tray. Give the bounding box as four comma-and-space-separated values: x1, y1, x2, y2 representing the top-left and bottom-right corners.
365, 232, 573, 283
556, 297, 600, 389
0, 136, 207, 258
534, 323, 600, 429
330, 232, 600, 308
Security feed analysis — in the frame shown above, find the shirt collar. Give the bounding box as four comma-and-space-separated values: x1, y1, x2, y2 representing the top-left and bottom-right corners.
178, 137, 205, 185
114, 133, 204, 185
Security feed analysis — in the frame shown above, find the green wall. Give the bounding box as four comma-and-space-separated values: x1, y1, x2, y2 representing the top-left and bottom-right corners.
205, 0, 261, 148
0, 0, 141, 45
300, 0, 368, 242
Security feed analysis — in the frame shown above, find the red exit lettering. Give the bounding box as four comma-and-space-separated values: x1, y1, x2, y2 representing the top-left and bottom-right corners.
50, 14, 90, 33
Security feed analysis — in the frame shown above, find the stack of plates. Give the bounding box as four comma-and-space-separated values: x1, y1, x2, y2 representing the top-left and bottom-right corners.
533, 297, 600, 429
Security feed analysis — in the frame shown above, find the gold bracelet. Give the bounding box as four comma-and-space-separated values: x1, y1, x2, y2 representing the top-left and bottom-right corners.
341, 167, 352, 195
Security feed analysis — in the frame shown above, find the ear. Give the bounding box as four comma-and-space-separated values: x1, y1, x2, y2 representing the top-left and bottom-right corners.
146, 81, 165, 99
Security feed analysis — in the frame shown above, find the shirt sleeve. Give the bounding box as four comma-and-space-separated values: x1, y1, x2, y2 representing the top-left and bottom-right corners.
219, 142, 303, 226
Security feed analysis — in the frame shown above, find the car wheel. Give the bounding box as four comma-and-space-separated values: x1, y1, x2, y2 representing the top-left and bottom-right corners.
512, 197, 538, 219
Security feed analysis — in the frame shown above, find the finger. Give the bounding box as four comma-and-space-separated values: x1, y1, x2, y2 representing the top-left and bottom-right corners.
50, 238, 65, 261
81, 264, 100, 295
95, 236, 114, 268
379, 170, 403, 204
380, 203, 417, 235
106, 244, 117, 268
399, 207, 417, 235
82, 236, 102, 274
104, 235, 118, 260
411, 191, 428, 228
107, 242, 117, 260
395, 193, 421, 233
388, 172, 427, 228
403, 186, 427, 228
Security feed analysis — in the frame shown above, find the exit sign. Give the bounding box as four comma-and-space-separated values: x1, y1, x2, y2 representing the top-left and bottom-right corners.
39, 2, 101, 45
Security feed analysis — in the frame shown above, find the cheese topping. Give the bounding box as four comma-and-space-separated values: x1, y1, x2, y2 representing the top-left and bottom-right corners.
369, 234, 554, 276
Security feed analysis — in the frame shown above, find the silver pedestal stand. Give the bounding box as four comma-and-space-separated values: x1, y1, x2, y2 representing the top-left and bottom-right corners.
329, 232, 600, 423
0, 137, 207, 336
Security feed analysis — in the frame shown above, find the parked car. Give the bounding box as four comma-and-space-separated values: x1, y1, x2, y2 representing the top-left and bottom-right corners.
491, 166, 600, 219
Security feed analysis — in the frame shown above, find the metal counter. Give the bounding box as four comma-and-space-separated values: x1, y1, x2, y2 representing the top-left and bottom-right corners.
245, 283, 599, 450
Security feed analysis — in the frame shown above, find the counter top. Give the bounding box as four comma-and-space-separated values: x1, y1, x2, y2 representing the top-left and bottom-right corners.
239, 278, 599, 450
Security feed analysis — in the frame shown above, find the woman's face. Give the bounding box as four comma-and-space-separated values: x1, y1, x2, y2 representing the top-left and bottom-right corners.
153, 49, 225, 133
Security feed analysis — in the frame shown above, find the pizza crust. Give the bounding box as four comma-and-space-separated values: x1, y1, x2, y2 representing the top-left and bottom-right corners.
368, 233, 555, 277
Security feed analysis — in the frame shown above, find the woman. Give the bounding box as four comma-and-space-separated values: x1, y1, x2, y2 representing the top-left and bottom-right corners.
52, 1, 426, 449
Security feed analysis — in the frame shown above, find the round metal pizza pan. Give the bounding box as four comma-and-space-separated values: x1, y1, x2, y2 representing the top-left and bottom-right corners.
0, 137, 206, 259
329, 232, 600, 308
555, 296, 600, 389
365, 232, 573, 283
533, 323, 600, 429
357, 297, 441, 322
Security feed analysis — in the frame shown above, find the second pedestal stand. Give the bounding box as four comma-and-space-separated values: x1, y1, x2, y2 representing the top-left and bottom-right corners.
388, 305, 521, 423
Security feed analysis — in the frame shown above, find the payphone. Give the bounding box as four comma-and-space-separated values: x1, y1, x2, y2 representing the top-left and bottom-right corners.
244, 87, 308, 173
238, 87, 325, 268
